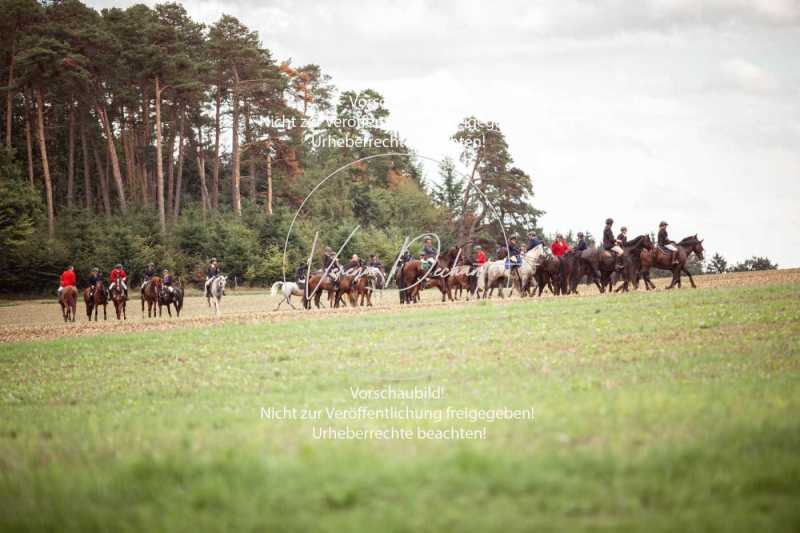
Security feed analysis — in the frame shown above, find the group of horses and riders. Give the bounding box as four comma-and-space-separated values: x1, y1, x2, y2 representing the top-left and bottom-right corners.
57, 261, 192, 322
271, 250, 387, 310
282, 218, 703, 310
56, 219, 704, 320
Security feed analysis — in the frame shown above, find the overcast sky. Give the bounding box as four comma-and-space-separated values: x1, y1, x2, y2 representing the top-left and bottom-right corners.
89, 0, 800, 266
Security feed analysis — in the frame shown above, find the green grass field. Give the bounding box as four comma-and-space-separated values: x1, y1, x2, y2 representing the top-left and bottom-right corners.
1, 281, 799, 532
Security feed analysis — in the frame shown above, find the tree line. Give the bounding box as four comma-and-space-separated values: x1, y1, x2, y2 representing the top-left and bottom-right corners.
0, 0, 544, 292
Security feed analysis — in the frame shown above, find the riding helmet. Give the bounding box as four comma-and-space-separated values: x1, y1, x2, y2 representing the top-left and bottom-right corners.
606, 218, 613, 225
577, 232, 584, 238
660, 221, 668, 227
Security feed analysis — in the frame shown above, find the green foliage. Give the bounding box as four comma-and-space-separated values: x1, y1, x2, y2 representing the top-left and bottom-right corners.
707, 252, 728, 274
732, 256, 778, 272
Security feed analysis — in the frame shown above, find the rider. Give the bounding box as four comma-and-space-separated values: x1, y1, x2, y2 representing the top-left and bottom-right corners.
205, 258, 220, 297
473, 245, 487, 267
322, 246, 342, 288
367, 254, 383, 269
550, 233, 570, 257
162, 269, 174, 294
526, 231, 543, 251
507, 235, 522, 269
575, 232, 588, 253
658, 221, 680, 266
603, 218, 624, 257
617, 226, 628, 247
87, 267, 105, 300
421, 237, 438, 271
109, 263, 128, 300
58, 265, 76, 297
295, 264, 308, 286
142, 262, 157, 289
345, 254, 361, 273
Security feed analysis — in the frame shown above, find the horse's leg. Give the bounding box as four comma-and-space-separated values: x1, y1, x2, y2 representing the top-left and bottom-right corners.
103, 304, 107, 320
683, 267, 697, 288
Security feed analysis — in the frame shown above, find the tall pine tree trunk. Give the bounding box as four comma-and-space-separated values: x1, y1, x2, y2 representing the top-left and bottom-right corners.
5, 39, 15, 149
96, 104, 127, 213
154, 76, 166, 234
80, 109, 92, 211
34, 88, 55, 238
141, 88, 150, 207
166, 108, 176, 218
196, 125, 209, 221
24, 89, 34, 186
67, 101, 76, 208
92, 139, 111, 217
266, 139, 273, 215
212, 88, 221, 209
245, 99, 256, 202
173, 111, 185, 218
231, 66, 242, 216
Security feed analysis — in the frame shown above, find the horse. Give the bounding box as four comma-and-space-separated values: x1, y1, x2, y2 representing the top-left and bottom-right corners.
559, 251, 580, 295
397, 247, 460, 304
59, 286, 78, 322
355, 266, 385, 306
141, 276, 162, 318
159, 282, 184, 317
271, 281, 305, 310
303, 272, 338, 309
448, 265, 471, 300
611, 235, 655, 293
574, 246, 622, 294
639, 235, 704, 290
484, 245, 546, 299
533, 254, 561, 297
109, 278, 127, 320
84, 280, 108, 321
207, 275, 226, 316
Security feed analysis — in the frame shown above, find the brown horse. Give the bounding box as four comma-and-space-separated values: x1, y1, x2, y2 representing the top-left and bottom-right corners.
141, 276, 162, 317
354, 266, 384, 306
397, 247, 460, 304
109, 278, 127, 320
59, 286, 78, 322
639, 235, 704, 290
84, 280, 108, 321
303, 272, 338, 309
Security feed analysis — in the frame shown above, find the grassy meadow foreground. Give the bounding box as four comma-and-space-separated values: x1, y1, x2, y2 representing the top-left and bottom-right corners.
1, 271, 799, 531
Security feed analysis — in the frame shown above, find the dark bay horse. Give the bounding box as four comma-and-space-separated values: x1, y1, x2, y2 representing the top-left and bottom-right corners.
109, 278, 127, 320
640, 235, 704, 290
84, 280, 108, 321
533, 255, 561, 296
613, 234, 655, 293
574, 248, 618, 294
141, 276, 162, 317
159, 282, 184, 317
59, 286, 78, 322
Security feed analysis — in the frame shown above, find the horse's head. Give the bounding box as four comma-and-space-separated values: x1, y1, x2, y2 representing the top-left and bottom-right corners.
642, 234, 654, 249
680, 235, 705, 261
216, 275, 227, 294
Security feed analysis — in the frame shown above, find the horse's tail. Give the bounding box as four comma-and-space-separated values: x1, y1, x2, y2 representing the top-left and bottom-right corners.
270, 281, 283, 296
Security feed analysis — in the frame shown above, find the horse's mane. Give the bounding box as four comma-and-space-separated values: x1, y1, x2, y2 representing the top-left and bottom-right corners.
625, 235, 645, 248
678, 235, 700, 246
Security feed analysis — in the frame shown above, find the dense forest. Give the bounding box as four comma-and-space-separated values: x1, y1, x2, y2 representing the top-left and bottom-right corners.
0, 0, 546, 292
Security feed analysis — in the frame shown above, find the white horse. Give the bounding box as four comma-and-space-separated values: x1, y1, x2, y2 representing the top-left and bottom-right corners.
207, 275, 227, 317
482, 245, 546, 299
270, 281, 304, 310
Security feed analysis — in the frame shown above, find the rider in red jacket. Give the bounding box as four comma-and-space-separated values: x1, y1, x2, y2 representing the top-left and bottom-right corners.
58, 266, 76, 296
473, 246, 487, 266
550, 234, 571, 257
109, 264, 128, 299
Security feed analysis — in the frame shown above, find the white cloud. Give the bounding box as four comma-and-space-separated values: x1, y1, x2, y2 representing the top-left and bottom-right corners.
720, 58, 780, 93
